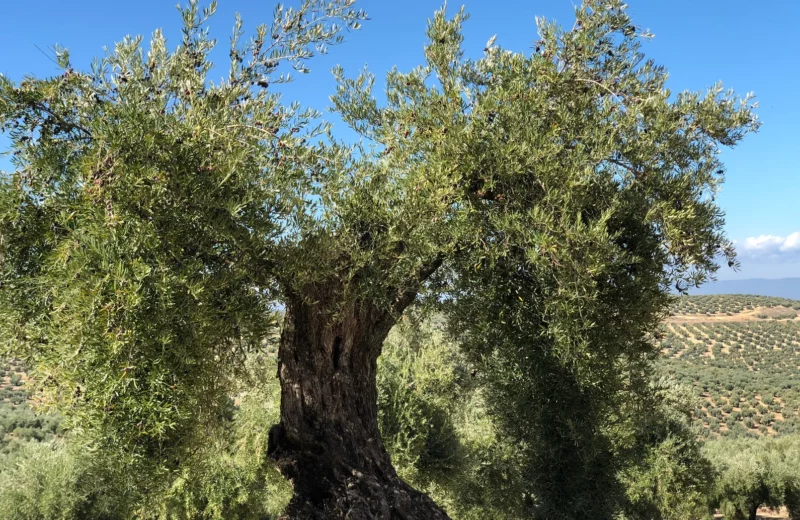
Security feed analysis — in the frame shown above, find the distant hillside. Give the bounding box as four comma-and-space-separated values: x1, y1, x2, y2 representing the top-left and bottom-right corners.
661, 294, 800, 439
0, 360, 61, 454
689, 278, 800, 300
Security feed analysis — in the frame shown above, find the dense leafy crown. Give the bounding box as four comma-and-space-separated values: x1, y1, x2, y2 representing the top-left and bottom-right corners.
0, 0, 757, 477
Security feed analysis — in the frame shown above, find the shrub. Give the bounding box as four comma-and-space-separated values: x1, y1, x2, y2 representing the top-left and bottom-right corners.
0, 441, 96, 520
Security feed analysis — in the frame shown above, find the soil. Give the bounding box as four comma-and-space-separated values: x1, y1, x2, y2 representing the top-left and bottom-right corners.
669, 306, 800, 324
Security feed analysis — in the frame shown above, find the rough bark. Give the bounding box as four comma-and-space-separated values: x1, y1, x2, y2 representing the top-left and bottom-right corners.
268, 295, 451, 520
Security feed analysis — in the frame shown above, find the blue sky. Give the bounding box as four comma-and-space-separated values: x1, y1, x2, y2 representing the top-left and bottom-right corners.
1, 0, 798, 279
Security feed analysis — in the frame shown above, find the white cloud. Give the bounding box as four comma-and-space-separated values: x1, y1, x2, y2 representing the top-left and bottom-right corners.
739, 231, 800, 262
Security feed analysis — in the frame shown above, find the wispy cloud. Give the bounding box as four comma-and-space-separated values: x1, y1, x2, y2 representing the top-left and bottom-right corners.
739, 231, 800, 262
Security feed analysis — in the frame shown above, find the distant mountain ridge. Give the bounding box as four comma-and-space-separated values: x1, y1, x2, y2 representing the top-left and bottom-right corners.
689, 278, 800, 300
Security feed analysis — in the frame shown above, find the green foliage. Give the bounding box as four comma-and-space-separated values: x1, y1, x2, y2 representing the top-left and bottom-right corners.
621, 436, 713, 520
616, 378, 715, 520
705, 436, 800, 519
0, 353, 291, 520
143, 353, 290, 520
378, 318, 466, 483
376, 2, 753, 516
0, 441, 106, 520
378, 317, 527, 520
4, 317, 799, 520
379, 318, 720, 520
0, 0, 365, 481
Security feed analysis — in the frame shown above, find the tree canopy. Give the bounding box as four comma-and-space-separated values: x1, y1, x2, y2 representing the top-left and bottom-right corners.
0, 0, 758, 517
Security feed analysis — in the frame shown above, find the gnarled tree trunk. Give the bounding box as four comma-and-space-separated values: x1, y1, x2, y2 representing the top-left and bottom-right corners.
268, 296, 450, 519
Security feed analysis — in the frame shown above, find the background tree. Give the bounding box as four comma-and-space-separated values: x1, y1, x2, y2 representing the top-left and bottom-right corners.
377, 316, 528, 520
0, 440, 96, 520
706, 439, 783, 520
0, 0, 757, 518
616, 377, 715, 520
705, 437, 800, 520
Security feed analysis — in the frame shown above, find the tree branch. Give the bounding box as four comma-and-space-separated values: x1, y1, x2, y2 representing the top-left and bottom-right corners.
607, 157, 645, 178
31, 101, 93, 139
392, 253, 445, 314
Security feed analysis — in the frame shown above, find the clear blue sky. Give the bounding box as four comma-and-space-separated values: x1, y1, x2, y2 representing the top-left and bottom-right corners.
1, 0, 798, 279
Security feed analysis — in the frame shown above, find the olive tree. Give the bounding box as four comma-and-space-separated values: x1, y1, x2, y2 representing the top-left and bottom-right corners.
706, 437, 800, 520
617, 378, 715, 520
0, 0, 757, 518
706, 439, 784, 520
